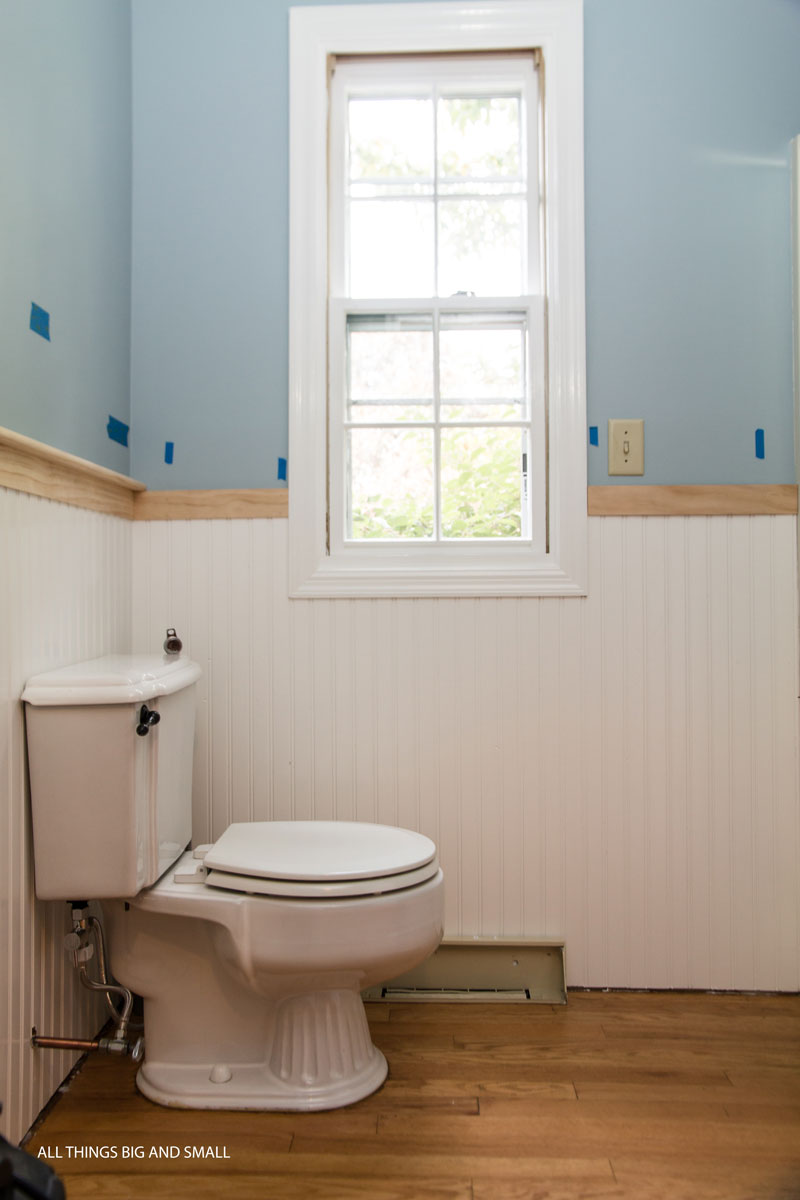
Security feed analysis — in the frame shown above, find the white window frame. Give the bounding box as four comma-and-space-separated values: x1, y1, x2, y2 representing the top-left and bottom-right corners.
329, 55, 546, 560
289, 0, 587, 597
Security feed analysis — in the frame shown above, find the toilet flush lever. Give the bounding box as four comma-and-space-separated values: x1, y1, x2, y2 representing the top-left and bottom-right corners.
136, 705, 161, 736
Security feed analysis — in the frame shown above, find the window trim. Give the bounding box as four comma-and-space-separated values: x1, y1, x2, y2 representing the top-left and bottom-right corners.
289, 0, 587, 597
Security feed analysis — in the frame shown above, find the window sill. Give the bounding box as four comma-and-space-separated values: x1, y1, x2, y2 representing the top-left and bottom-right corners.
288, 556, 587, 599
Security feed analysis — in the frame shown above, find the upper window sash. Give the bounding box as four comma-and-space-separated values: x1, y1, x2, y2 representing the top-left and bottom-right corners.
329, 54, 542, 301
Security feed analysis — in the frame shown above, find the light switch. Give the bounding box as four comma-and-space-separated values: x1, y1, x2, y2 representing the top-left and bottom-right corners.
608, 419, 644, 475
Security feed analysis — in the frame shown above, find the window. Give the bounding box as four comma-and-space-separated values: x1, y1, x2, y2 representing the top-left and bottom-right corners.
329, 56, 546, 552
289, 1, 586, 597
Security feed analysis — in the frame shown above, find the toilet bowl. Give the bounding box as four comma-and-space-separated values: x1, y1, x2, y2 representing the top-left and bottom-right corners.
22, 655, 444, 1111
107, 822, 443, 1110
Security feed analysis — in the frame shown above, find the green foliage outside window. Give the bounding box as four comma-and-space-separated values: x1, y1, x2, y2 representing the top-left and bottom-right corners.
352, 427, 522, 540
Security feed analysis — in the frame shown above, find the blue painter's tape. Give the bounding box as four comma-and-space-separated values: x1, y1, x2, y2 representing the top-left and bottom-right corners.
30, 302, 50, 341
589, 425, 599, 447
164, 441, 174, 465
755, 428, 765, 459
277, 456, 287, 481
107, 416, 129, 447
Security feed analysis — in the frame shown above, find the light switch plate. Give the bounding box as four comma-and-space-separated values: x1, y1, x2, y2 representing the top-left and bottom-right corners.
608, 418, 644, 475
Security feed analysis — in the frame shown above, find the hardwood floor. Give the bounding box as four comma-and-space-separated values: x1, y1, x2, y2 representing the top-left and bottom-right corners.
24, 991, 800, 1199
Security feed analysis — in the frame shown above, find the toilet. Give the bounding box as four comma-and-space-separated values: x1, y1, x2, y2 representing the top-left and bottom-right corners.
22, 654, 444, 1111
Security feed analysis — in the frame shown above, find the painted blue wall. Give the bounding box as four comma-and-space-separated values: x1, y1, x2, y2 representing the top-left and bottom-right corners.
130, 0, 289, 489
4, 1, 799, 486
130, 0, 800, 489
584, 0, 800, 484
0, 0, 132, 475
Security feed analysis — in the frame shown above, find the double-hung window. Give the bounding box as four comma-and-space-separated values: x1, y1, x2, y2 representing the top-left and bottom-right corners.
289, 1, 586, 597
330, 54, 545, 550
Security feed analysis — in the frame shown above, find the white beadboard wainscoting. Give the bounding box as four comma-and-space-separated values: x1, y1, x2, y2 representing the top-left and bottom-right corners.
0, 487, 131, 1145
132, 514, 800, 994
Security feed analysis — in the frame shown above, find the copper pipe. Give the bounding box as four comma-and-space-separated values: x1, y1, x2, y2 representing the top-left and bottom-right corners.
32, 1036, 100, 1052
31, 1032, 144, 1059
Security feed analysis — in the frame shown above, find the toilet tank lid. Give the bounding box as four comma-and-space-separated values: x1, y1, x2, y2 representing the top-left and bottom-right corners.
22, 654, 202, 706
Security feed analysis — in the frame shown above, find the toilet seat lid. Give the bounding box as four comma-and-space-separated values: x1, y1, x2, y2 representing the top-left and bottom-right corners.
202, 821, 436, 883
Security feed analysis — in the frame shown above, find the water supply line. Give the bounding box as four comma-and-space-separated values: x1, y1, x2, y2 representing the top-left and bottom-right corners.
31, 905, 143, 1061
73, 915, 134, 1037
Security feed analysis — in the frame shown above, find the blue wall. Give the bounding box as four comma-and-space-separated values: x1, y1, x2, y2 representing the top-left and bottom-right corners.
3, 1, 799, 487
0, 0, 132, 475
130, 0, 290, 489
130, 0, 800, 489
584, 0, 800, 484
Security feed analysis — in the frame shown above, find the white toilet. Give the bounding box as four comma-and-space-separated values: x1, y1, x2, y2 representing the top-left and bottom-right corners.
22, 654, 444, 1111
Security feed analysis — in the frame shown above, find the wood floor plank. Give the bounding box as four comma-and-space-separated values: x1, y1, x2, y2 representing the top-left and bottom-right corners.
36, 1105, 380, 1136
477, 1097, 731, 1122
610, 1158, 800, 1200
471, 1180, 626, 1200
371, 1028, 458, 1047
574, 1079, 800, 1107
434, 1024, 608, 1046
722, 1104, 800, 1126
30, 1104, 291, 1136
600, 1017, 800, 1043
576, 1080, 736, 1101
202, 1150, 616, 1181
362, 1003, 391, 1023
726, 1067, 800, 1094
473, 1174, 799, 1200
62, 1161, 612, 1200
381, 1041, 742, 1084
357, 1089, 479, 1114
456, 1034, 794, 1062
61, 1172, 474, 1200
365, 1111, 800, 1163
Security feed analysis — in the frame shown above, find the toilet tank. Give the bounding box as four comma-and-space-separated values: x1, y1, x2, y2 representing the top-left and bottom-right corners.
22, 655, 202, 901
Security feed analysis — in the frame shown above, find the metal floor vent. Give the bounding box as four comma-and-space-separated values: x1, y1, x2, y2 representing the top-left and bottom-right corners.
371, 987, 534, 1003
362, 938, 566, 1005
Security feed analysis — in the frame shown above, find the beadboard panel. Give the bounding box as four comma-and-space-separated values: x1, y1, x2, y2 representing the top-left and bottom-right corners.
0, 488, 131, 1145
132, 515, 800, 992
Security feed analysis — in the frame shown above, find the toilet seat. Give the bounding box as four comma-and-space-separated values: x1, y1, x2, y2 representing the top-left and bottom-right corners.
204, 859, 439, 899
196, 821, 439, 899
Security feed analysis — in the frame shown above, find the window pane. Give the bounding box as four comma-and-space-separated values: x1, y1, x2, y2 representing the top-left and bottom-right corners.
440, 325, 525, 421
440, 427, 526, 539
349, 428, 434, 539
437, 96, 521, 183
350, 200, 434, 297
438, 198, 524, 296
348, 317, 433, 421
349, 97, 433, 181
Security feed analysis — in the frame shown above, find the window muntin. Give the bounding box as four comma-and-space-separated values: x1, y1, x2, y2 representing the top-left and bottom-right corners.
330, 55, 543, 553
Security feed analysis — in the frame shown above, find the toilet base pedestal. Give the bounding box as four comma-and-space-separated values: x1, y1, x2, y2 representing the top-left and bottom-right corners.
135, 988, 389, 1111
